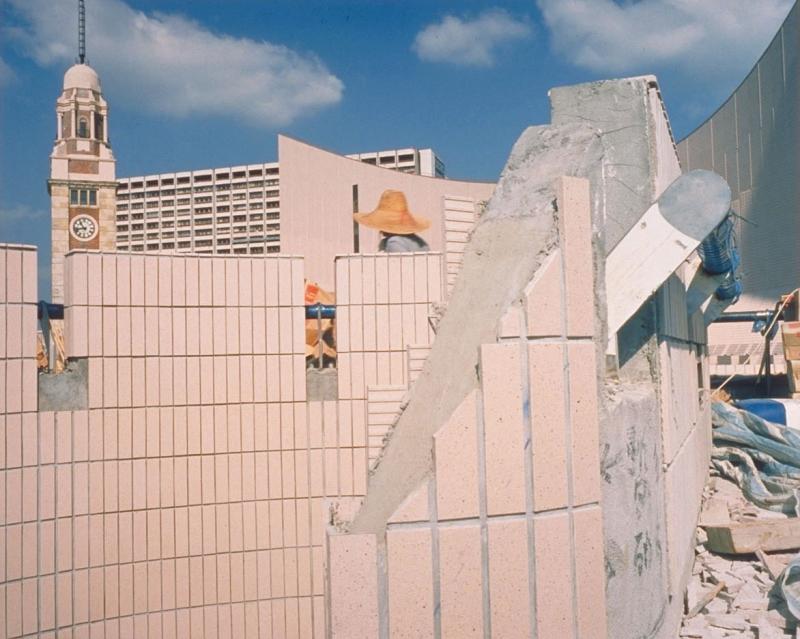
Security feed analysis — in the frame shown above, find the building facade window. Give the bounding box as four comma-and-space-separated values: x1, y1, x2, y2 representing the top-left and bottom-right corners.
78, 117, 89, 138
70, 188, 98, 206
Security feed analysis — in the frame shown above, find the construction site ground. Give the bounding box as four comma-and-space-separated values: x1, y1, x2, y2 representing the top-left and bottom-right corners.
681, 476, 800, 638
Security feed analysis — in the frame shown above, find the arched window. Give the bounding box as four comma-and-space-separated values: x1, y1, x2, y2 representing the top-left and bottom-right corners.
78, 117, 88, 138
94, 114, 104, 141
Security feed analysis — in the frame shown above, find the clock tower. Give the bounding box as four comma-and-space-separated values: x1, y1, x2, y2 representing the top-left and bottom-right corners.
49, 1, 115, 302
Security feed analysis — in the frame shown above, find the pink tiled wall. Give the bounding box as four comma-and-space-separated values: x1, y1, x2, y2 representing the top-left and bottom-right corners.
63, 253, 308, 408
1, 248, 365, 638
1, 245, 38, 417
441, 196, 479, 296
365, 386, 405, 471
326, 177, 608, 638
335, 253, 443, 402
335, 252, 445, 485
0, 244, 39, 638
0, 244, 453, 638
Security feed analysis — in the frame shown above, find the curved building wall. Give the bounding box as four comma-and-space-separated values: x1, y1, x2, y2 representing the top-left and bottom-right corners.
278, 136, 496, 290
678, 3, 799, 313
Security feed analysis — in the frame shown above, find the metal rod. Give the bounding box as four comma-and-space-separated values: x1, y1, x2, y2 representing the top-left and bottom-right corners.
317, 304, 323, 370
40, 302, 52, 371
304, 304, 335, 319
766, 334, 772, 395
78, 0, 86, 63
713, 310, 783, 323
352, 184, 360, 253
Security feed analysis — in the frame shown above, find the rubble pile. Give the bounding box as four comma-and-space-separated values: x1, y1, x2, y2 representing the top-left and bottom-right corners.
680, 477, 800, 638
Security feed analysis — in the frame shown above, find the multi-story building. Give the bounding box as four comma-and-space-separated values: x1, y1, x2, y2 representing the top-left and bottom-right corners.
115, 147, 446, 257
115, 162, 282, 256
48, 44, 492, 293
345, 148, 445, 177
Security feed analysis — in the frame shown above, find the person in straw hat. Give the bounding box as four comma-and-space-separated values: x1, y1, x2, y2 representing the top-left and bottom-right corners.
353, 190, 431, 253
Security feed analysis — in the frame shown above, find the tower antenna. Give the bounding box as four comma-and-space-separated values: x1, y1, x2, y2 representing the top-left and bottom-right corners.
78, 0, 86, 63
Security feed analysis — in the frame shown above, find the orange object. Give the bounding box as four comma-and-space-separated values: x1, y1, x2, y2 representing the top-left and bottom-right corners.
353, 190, 431, 235
304, 280, 336, 362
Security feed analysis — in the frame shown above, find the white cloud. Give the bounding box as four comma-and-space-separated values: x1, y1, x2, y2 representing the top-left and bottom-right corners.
537, 0, 793, 80
5, 0, 344, 127
413, 9, 532, 67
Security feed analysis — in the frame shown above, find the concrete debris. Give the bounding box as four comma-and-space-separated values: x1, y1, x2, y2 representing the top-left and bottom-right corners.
681, 478, 799, 637
688, 581, 728, 618
705, 614, 749, 630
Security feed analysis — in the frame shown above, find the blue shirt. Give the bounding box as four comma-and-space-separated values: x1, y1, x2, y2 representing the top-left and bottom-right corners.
378, 233, 430, 253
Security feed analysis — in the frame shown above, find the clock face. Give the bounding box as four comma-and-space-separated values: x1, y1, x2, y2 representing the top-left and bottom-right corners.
70, 214, 98, 242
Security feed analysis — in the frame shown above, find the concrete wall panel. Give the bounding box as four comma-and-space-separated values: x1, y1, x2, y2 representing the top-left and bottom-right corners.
327, 175, 608, 638
553, 78, 710, 639
648, 85, 682, 196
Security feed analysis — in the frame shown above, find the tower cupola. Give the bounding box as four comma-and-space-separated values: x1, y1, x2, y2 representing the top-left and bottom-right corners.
48, 0, 116, 302
63, 63, 101, 93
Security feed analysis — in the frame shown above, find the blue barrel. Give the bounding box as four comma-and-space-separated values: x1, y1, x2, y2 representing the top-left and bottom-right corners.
737, 398, 800, 429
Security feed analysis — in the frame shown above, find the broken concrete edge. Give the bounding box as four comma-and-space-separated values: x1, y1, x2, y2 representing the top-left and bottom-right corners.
557, 82, 665, 636
330, 76, 710, 639
347, 121, 605, 535
326, 496, 366, 533
37, 356, 88, 411
555, 75, 711, 639
306, 367, 339, 401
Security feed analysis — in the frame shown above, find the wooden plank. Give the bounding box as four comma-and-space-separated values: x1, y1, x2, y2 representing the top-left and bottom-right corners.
704, 518, 800, 554
606, 170, 731, 335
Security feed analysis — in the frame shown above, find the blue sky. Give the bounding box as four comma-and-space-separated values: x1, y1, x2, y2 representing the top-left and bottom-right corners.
0, 0, 794, 297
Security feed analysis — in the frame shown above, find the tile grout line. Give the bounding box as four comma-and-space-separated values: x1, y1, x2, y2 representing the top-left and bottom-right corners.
279, 266, 288, 639
559, 181, 580, 639
71, 407, 77, 633
377, 534, 389, 639
178, 258, 187, 632
429, 476, 441, 639
518, 304, 539, 639
1, 250, 4, 638
39, 412, 47, 636
475, 380, 491, 639
384, 501, 601, 531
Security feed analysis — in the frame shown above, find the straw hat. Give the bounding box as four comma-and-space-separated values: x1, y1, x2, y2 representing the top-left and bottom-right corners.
353, 190, 431, 235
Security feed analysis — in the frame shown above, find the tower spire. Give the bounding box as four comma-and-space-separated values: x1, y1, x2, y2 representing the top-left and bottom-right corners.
78, 0, 86, 64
